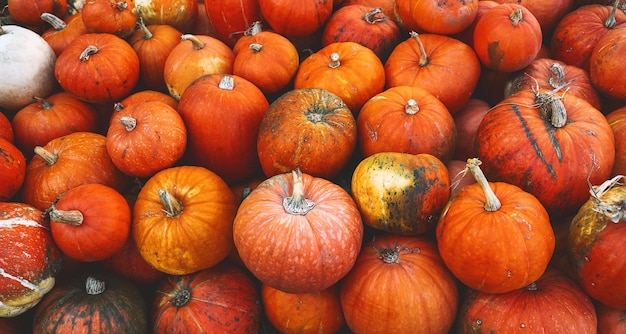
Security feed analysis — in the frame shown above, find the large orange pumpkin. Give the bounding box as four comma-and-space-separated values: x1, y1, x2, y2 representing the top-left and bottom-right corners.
132, 165, 238, 275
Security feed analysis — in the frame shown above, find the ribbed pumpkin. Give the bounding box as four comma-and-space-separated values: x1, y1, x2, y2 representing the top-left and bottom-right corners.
0, 137, 26, 202
203, 0, 262, 47
40, 12, 88, 57
607, 106, 626, 177
32, 273, 148, 334
0, 202, 62, 317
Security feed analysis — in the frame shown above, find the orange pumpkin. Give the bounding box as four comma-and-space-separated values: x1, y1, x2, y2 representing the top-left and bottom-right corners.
589, 27, 626, 100
258, 0, 333, 38
606, 106, 626, 177
80, 0, 138, 38
0, 137, 26, 201
491, 0, 575, 36
395, 0, 478, 35
132, 165, 238, 275
436, 158, 555, 294
40, 12, 88, 57
7, 0, 67, 27
203, 0, 262, 47
134, 0, 199, 33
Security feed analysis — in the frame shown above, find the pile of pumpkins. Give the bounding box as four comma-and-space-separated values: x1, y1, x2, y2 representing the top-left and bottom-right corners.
1, 0, 625, 332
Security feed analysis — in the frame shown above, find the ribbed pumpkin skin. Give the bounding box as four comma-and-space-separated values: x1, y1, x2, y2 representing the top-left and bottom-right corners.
32, 273, 148, 334
152, 261, 261, 333
607, 107, 626, 177
0, 202, 62, 317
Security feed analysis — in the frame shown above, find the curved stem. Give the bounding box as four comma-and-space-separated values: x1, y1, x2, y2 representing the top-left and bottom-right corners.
547, 63, 568, 90
33, 96, 53, 109
363, 7, 385, 24
535, 90, 567, 128
605, 0, 620, 28
589, 175, 625, 223
244, 21, 263, 36
137, 16, 153, 40
409, 31, 429, 67
181, 34, 205, 50
249, 43, 263, 52
282, 169, 315, 215
466, 158, 501, 212
33, 146, 58, 166
85, 277, 106, 295
328, 52, 341, 69
119, 116, 137, 131
79, 45, 99, 62
158, 189, 183, 218
509, 8, 524, 26
40, 12, 67, 30
49, 204, 84, 226
218, 75, 234, 90
405, 99, 420, 115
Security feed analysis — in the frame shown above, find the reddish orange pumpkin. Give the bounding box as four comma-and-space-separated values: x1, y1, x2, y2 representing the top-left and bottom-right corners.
54, 33, 140, 104
0, 111, 13, 143
113, 89, 179, 111
262, 283, 345, 334
258, 0, 333, 38
233, 169, 364, 294
80, 0, 138, 38
341, 0, 395, 17
132, 166, 238, 275
0, 137, 26, 201
21, 131, 128, 211
294, 41, 385, 114
492, 0, 575, 36
11, 92, 98, 157
7, 0, 67, 27
106, 100, 187, 178
177, 74, 269, 184
457, 268, 597, 333
40, 12, 89, 57
256, 88, 358, 180
0, 202, 62, 317
436, 158, 555, 294
340, 233, 459, 334
607, 106, 626, 177
473, 3, 543, 72
134, 0, 198, 33
452, 0, 499, 48
385, 32, 481, 114
395, 0, 478, 35
203, 0, 262, 47
151, 261, 261, 333
357, 85, 457, 161
589, 28, 626, 100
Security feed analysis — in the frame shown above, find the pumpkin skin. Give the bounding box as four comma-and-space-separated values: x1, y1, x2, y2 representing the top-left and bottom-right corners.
21, 131, 128, 212
384, 32, 481, 114
151, 261, 261, 333
0, 111, 13, 143
177, 74, 269, 184
357, 85, 457, 161
11, 91, 98, 158
398, 0, 478, 35
132, 165, 238, 275
262, 283, 345, 334
106, 100, 187, 178
233, 170, 364, 294
48, 183, 131, 262
568, 177, 626, 310
436, 159, 555, 294
294, 41, 386, 114
491, 0, 575, 37
99, 234, 165, 286
451, 98, 490, 161
607, 107, 626, 177
0, 25, 58, 112
257, 88, 358, 180
54, 33, 140, 104
40, 12, 89, 57
258, 0, 333, 38
32, 272, 148, 334
475, 88, 615, 217
351, 152, 451, 235
203, 0, 262, 47
472, 3, 543, 72
0, 138, 26, 202
456, 268, 597, 333
0, 202, 62, 317
80, 0, 138, 38
589, 28, 626, 100
340, 233, 459, 334
596, 302, 626, 333
134, 0, 198, 33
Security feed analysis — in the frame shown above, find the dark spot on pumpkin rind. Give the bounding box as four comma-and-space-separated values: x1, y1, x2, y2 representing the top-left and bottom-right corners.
486, 41, 505, 70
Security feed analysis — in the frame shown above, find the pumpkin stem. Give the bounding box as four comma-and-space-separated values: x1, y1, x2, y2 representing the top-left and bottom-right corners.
218, 75, 235, 90
49, 204, 84, 226
535, 89, 567, 129
466, 158, 501, 212
509, 8, 524, 27
79, 45, 99, 62
363, 7, 385, 24
119, 116, 137, 131
85, 277, 106, 295
409, 31, 429, 67
405, 99, 420, 115
171, 287, 192, 307
40, 12, 67, 31
588, 175, 625, 223
116, 0, 128, 11
249, 42, 263, 52
33, 146, 59, 166
158, 189, 183, 218
33, 96, 53, 109
547, 63, 572, 90
605, 0, 620, 28
525, 282, 538, 291
376, 247, 400, 263
283, 169, 316, 215
113, 102, 125, 112
137, 16, 153, 40
244, 21, 263, 36
181, 34, 205, 50
328, 52, 341, 69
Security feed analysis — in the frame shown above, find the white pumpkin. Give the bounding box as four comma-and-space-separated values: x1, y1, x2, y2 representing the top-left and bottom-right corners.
0, 25, 58, 112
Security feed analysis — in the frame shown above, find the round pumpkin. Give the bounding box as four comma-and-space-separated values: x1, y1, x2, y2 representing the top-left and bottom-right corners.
589, 27, 626, 100
257, 88, 358, 180
491, 0, 575, 36
436, 158, 555, 294
607, 106, 626, 177
203, 0, 261, 47
0, 137, 26, 201
80, 0, 138, 38
151, 260, 261, 333
396, 0, 478, 35
0, 202, 62, 317
262, 283, 345, 334
132, 165, 238, 275
177, 74, 269, 184
340, 233, 459, 334
258, 0, 333, 38
32, 272, 148, 334
134, 0, 198, 32
233, 169, 364, 294
351, 152, 451, 235
48, 183, 131, 262
7, 0, 67, 26
568, 176, 626, 310
457, 268, 597, 333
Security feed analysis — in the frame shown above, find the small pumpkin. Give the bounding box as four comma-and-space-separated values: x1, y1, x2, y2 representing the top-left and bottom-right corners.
203, 0, 262, 47
351, 152, 451, 235
40, 12, 88, 57
32, 272, 148, 334
233, 169, 364, 294
0, 202, 62, 317
589, 27, 626, 100
134, 0, 199, 32
80, 0, 138, 38
436, 158, 555, 294
0, 137, 26, 201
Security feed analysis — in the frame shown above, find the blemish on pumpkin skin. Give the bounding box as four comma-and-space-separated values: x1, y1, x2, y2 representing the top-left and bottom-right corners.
487, 41, 505, 69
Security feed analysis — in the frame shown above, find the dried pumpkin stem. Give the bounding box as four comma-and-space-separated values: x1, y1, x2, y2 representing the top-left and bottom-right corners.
33, 96, 53, 109
49, 204, 84, 226
85, 277, 106, 295
137, 16, 153, 40
466, 158, 501, 212
218, 75, 235, 90
171, 287, 192, 307
40, 13, 67, 30
525, 282, 538, 291
604, 0, 620, 28
364, 7, 385, 24
376, 247, 400, 264
405, 99, 420, 115
249, 43, 263, 52
244, 21, 263, 36
116, 1, 128, 10
33, 146, 58, 166
328, 53, 341, 69
509, 8, 524, 26
589, 175, 625, 223
79, 45, 99, 62
158, 189, 183, 218
547, 63, 569, 90
119, 116, 137, 131
181, 34, 205, 50
535, 90, 567, 129
409, 31, 429, 67
283, 169, 316, 215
